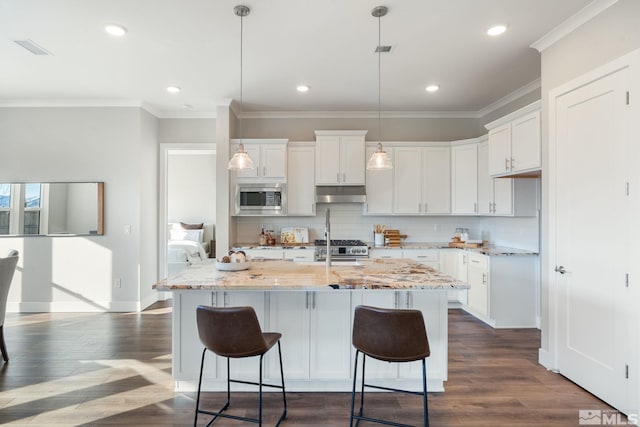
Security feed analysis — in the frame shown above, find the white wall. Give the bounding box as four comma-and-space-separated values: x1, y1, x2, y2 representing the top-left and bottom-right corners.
539, 0, 640, 352
0, 107, 156, 311
168, 152, 216, 224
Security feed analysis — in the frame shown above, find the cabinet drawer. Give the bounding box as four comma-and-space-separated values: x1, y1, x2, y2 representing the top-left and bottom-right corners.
467, 252, 488, 269
369, 249, 403, 259
403, 250, 439, 262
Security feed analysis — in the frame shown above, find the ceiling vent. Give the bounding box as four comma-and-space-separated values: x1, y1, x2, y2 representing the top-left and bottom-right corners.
375, 45, 392, 53
14, 39, 52, 55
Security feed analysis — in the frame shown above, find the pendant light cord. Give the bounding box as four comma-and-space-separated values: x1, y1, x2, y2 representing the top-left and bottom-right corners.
239, 11, 244, 148
377, 13, 381, 146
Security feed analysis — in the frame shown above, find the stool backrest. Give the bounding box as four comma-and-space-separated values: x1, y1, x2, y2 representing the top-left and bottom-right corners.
196, 305, 268, 358
0, 250, 19, 327
353, 305, 430, 362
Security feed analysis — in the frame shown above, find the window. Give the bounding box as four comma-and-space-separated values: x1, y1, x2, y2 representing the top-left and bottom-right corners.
23, 183, 42, 235
0, 184, 10, 235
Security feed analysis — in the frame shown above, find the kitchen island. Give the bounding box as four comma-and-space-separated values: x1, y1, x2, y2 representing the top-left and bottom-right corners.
154, 258, 469, 392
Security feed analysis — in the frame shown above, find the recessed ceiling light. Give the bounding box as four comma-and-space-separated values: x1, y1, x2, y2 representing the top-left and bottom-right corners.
297, 85, 310, 93
105, 24, 127, 37
487, 25, 507, 36
426, 85, 440, 93
166, 86, 181, 94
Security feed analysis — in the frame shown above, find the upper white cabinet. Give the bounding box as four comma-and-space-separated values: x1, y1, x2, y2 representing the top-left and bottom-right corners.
315, 131, 366, 185
478, 139, 539, 217
287, 143, 316, 216
394, 146, 451, 215
232, 139, 288, 181
364, 145, 394, 214
486, 101, 541, 177
451, 142, 478, 215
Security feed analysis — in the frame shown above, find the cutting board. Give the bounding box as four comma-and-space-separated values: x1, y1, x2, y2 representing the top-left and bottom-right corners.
280, 227, 309, 244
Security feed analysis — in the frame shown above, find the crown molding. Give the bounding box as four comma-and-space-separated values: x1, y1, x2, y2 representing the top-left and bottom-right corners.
0, 98, 143, 108
476, 79, 541, 118
530, 0, 619, 52
240, 110, 479, 119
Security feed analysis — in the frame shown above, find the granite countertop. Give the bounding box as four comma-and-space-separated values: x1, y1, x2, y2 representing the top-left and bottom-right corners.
154, 258, 469, 291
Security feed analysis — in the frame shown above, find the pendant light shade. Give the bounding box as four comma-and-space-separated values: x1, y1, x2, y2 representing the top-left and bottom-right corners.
228, 142, 254, 170
367, 142, 392, 170
367, 5, 392, 171
228, 5, 255, 171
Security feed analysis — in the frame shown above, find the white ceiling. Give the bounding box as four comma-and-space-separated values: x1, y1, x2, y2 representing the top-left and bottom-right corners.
0, 0, 593, 118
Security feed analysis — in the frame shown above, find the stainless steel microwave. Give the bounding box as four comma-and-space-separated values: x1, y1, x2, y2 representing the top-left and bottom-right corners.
235, 184, 286, 216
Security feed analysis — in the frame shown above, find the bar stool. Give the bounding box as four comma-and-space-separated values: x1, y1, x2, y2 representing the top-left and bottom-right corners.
194, 305, 287, 427
350, 305, 431, 427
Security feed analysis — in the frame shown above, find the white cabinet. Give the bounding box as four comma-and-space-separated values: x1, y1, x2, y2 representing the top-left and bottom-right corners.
478, 140, 539, 217
394, 146, 451, 215
369, 248, 403, 259
463, 253, 537, 328
242, 249, 284, 261
283, 248, 315, 262
402, 249, 439, 269
315, 131, 366, 185
486, 101, 541, 177
287, 143, 316, 216
364, 145, 394, 214
232, 139, 288, 181
466, 252, 489, 317
451, 143, 478, 214
267, 291, 352, 381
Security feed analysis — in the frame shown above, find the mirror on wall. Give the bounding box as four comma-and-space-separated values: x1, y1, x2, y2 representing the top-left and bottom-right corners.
0, 182, 104, 236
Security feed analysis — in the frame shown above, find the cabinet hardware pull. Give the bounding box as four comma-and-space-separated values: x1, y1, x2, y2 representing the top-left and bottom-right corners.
474, 202, 477, 213
337, 172, 340, 182
263, 166, 266, 176
505, 158, 509, 171
343, 172, 346, 182
394, 292, 399, 309
511, 158, 515, 169
482, 273, 487, 284
554, 265, 567, 274
306, 292, 310, 309
312, 292, 316, 309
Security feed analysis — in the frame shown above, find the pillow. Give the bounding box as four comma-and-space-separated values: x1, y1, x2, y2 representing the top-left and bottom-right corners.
181, 222, 204, 230
170, 229, 204, 242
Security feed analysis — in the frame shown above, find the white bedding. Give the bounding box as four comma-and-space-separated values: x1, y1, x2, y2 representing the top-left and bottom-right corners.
168, 240, 208, 264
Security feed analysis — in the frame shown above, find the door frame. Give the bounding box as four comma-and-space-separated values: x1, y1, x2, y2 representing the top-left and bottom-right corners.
158, 143, 216, 299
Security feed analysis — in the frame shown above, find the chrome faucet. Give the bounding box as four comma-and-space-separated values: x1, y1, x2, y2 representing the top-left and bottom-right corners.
325, 208, 331, 267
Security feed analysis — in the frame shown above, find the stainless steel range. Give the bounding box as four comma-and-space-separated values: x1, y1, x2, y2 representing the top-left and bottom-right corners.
314, 239, 369, 262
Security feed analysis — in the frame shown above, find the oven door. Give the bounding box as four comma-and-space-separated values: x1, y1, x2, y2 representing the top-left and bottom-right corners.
235, 184, 287, 216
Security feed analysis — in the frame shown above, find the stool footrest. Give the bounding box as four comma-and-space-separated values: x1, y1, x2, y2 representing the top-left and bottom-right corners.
363, 382, 425, 396
229, 378, 284, 389
352, 414, 414, 427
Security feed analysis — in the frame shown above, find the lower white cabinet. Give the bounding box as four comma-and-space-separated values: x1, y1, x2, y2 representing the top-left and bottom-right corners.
369, 248, 403, 259
267, 291, 352, 382
242, 249, 284, 261
462, 253, 537, 328
283, 248, 315, 262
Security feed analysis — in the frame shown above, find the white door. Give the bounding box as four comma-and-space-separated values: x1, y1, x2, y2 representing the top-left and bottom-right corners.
492, 178, 513, 216
315, 136, 340, 184
341, 136, 366, 185
510, 110, 540, 173
310, 292, 353, 379
451, 144, 478, 214
555, 67, 629, 410
476, 141, 493, 215
235, 144, 261, 178
488, 124, 511, 176
287, 145, 315, 215
262, 144, 287, 179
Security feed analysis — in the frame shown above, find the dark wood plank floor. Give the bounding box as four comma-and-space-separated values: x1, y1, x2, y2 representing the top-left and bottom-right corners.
0, 302, 617, 426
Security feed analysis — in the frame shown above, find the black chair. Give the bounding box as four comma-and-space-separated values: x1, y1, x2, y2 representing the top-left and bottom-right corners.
0, 250, 19, 363
194, 305, 287, 426
350, 305, 431, 427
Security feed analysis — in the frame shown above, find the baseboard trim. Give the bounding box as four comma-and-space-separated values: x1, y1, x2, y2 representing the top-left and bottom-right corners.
7, 300, 144, 313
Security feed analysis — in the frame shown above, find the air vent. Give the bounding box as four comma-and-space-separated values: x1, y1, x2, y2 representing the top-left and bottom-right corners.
14, 39, 52, 55
375, 45, 392, 53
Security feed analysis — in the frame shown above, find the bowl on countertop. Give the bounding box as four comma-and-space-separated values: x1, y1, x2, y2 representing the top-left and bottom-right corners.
215, 261, 250, 271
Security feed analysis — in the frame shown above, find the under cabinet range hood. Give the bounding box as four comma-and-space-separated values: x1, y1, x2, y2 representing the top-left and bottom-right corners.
315, 186, 366, 203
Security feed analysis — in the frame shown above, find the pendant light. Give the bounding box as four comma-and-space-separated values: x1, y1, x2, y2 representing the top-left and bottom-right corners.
367, 5, 392, 171
228, 5, 255, 171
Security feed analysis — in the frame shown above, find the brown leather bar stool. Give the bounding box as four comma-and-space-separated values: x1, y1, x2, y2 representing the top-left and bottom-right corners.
350, 305, 431, 427
194, 305, 287, 427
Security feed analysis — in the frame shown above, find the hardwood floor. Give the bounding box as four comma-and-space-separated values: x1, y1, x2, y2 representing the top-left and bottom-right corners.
0, 302, 617, 426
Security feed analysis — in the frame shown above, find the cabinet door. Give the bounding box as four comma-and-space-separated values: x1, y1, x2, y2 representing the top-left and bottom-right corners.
492, 178, 514, 216
477, 141, 493, 215
488, 123, 512, 176
235, 144, 261, 178
403, 249, 439, 270
393, 147, 422, 214
457, 251, 468, 282
423, 147, 451, 214
310, 292, 352, 379
466, 255, 488, 316
287, 145, 315, 215
365, 145, 393, 214
221, 292, 267, 379
262, 144, 287, 179
315, 136, 340, 184
267, 292, 310, 380
439, 250, 458, 277
341, 136, 365, 185
511, 110, 541, 173
451, 144, 478, 214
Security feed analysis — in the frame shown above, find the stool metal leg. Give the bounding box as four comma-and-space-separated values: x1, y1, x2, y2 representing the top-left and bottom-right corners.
194, 348, 207, 427
422, 358, 429, 427
276, 341, 287, 425
258, 354, 264, 427
349, 350, 359, 427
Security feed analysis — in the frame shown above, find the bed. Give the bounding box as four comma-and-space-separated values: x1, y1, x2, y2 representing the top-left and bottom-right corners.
167, 223, 214, 276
